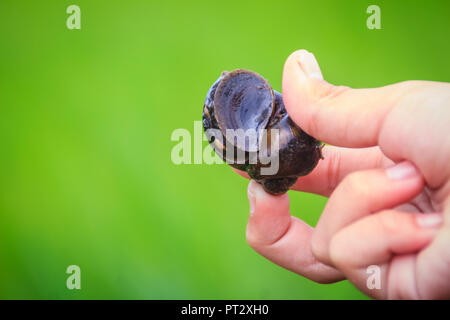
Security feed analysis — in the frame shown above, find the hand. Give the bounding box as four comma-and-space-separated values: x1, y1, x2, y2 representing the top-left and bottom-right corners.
238, 50, 450, 299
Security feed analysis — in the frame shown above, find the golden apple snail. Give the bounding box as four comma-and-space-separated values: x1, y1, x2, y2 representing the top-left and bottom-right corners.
202, 69, 323, 194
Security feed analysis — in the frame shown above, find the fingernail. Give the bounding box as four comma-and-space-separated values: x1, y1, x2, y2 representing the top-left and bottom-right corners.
416, 214, 443, 228
296, 50, 323, 80
248, 180, 257, 216
386, 161, 420, 180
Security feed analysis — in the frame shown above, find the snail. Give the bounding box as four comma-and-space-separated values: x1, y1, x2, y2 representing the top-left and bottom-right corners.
202, 69, 323, 195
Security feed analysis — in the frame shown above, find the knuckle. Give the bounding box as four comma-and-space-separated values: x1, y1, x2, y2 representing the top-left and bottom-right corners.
378, 210, 398, 234
378, 210, 414, 235
340, 171, 370, 197
314, 83, 349, 104
311, 233, 330, 264
328, 232, 348, 268
325, 148, 342, 192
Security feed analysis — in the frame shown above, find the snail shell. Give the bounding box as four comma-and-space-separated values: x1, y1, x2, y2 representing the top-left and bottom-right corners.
203, 69, 323, 194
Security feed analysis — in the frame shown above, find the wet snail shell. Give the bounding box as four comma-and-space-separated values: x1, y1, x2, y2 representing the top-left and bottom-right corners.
202, 69, 323, 195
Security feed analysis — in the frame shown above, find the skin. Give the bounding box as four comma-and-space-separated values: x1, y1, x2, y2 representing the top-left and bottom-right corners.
235, 50, 450, 299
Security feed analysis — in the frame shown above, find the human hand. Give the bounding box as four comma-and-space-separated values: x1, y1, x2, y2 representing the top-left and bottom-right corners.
239, 50, 450, 299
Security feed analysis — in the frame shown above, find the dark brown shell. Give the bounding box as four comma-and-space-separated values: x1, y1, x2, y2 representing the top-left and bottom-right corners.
203, 69, 323, 194
214, 70, 274, 152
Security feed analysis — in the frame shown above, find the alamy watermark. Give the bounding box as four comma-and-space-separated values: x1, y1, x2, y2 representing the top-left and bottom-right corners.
66, 5, 81, 30
66, 265, 81, 290
170, 121, 280, 176
366, 265, 381, 290
366, 5, 381, 30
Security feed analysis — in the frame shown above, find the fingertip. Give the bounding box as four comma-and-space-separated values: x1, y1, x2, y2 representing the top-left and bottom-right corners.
416, 213, 443, 229
282, 49, 323, 89
246, 180, 291, 246
294, 50, 324, 80
385, 161, 425, 189
282, 50, 309, 96
282, 49, 329, 139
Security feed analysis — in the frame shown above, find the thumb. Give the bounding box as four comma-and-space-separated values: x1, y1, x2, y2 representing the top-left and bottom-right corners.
282, 50, 417, 148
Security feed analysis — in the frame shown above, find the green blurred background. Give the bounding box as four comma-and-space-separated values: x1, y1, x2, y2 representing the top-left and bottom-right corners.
0, 0, 449, 299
